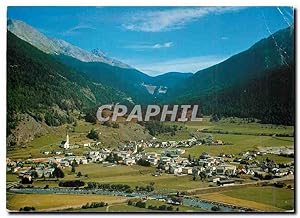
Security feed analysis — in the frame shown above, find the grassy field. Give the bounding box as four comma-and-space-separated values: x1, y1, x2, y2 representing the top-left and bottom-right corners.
154, 117, 294, 157
255, 154, 294, 164
144, 118, 294, 158
6, 173, 19, 182
223, 186, 294, 210
7, 193, 127, 211
185, 134, 294, 157
68, 204, 150, 212
185, 117, 294, 156
196, 186, 294, 212
31, 163, 208, 192
186, 117, 294, 135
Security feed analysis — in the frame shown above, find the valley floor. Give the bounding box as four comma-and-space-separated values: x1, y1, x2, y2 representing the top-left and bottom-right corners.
6, 117, 295, 212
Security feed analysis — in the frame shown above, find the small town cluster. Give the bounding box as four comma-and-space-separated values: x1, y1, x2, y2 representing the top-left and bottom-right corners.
6, 133, 294, 187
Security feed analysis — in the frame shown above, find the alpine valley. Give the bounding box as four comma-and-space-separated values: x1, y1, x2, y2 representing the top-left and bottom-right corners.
7, 19, 294, 146
6, 8, 295, 213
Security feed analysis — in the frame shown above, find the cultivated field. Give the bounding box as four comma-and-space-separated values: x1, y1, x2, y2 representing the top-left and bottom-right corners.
7, 193, 127, 211
196, 186, 294, 212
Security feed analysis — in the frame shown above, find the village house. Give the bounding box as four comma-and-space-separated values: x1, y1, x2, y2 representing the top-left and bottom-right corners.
169, 165, 183, 175
60, 160, 70, 168
211, 140, 224, 146
74, 156, 88, 164
182, 167, 193, 175
216, 164, 237, 176
124, 158, 136, 166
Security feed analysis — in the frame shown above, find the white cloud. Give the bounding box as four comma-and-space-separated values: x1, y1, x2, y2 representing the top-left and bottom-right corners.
153, 42, 173, 48
123, 7, 245, 32
62, 25, 96, 36
128, 55, 229, 76
124, 41, 174, 50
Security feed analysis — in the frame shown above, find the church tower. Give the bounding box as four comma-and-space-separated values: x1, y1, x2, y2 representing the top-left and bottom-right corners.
64, 132, 70, 149
66, 133, 69, 145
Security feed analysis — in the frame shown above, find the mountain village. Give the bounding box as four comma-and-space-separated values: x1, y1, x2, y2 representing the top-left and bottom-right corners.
7, 132, 294, 188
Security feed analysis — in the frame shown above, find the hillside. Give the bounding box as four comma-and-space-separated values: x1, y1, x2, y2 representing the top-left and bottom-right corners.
203, 65, 295, 125
173, 26, 295, 125
57, 57, 195, 104
6, 19, 201, 105
7, 31, 127, 145
7, 19, 295, 130
175, 26, 294, 103
56, 55, 155, 104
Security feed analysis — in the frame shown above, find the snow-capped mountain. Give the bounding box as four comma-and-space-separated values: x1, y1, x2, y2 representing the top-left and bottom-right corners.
7, 19, 131, 69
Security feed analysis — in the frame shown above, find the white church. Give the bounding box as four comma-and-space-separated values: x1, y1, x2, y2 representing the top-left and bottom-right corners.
60, 133, 70, 149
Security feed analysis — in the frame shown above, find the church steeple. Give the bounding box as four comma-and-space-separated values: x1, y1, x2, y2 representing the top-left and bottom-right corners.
66, 133, 69, 145
63, 131, 70, 149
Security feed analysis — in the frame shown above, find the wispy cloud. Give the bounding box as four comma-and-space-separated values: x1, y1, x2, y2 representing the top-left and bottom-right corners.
123, 7, 245, 32
126, 55, 229, 76
124, 41, 174, 50
62, 24, 96, 36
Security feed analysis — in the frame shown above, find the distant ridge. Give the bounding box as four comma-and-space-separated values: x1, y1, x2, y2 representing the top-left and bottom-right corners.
7, 19, 131, 69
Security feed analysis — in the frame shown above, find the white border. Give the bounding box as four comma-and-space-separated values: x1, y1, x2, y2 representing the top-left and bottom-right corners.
0, 1, 298, 218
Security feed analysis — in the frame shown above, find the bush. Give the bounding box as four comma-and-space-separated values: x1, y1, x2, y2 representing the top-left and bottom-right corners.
135, 201, 146, 208
84, 112, 97, 124
86, 182, 131, 192
112, 122, 119, 128
211, 206, 221, 211
141, 121, 178, 136
158, 205, 167, 210
137, 159, 151, 167
53, 167, 65, 178
21, 177, 33, 184
58, 180, 85, 187
87, 129, 99, 140
81, 202, 107, 209
274, 182, 286, 188
19, 206, 36, 211
167, 206, 174, 211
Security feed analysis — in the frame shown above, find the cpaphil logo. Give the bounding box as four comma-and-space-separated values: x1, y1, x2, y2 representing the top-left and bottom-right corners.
96, 104, 203, 122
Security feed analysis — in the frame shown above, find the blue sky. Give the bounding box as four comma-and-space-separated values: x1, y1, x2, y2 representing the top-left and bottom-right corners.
7, 6, 294, 76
